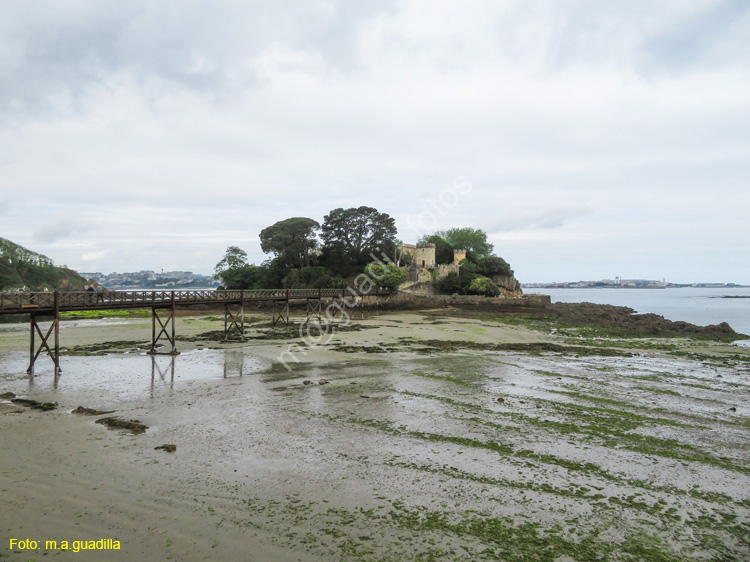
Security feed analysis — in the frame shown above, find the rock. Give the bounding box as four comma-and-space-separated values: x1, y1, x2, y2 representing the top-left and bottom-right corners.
0, 392, 16, 399
496, 397, 504, 403
11, 398, 57, 411
302, 380, 314, 385
155, 444, 177, 453
728, 407, 737, 412
318, 379, 329, 385
95, 417, 149, 434
360, 395, 371, 399
72, 406, 113, 416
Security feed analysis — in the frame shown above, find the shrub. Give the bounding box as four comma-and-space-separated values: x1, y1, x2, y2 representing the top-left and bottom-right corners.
469, 276, 500, 297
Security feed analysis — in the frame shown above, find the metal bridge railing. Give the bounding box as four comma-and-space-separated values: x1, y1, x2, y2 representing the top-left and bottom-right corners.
0, 288, 389, 313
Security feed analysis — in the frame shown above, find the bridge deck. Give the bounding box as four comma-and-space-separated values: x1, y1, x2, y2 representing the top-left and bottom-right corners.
0, 288, 383, 316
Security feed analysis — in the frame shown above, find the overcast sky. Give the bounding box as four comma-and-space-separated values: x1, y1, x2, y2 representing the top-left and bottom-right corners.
1, 0, 749, 283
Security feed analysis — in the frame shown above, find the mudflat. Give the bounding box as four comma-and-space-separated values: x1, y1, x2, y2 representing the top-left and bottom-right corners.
1, 311, 749, 561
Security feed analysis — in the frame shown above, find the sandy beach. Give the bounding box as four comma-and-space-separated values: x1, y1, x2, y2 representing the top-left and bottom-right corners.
2, 311, 749, 561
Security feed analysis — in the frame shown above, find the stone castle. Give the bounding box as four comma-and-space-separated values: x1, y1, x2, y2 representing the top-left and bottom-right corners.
400, 243, 464, 285
399, 242, 522, 296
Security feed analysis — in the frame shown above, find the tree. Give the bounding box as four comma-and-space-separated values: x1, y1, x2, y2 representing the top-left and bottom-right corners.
458, 259, 480, 292
438, 228, 494, 256
475, 255, 512, 277
219, 265, 279, 290
365, 263, 407, 291
259, 217, 320, 269
469, 276, 500, 297
438, 271, 462, 293
320, 206, 398, 276
214, 246, 248, 276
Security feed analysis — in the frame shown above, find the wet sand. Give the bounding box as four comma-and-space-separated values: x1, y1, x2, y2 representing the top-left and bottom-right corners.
1, 312, 749, 561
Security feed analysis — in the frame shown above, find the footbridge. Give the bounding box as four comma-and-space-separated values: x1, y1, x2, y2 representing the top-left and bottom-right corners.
0, 288, 390, 375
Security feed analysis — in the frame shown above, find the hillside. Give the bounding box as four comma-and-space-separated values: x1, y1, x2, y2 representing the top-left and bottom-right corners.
0, 237, 88, 290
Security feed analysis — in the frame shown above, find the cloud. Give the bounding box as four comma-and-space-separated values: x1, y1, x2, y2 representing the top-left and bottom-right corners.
486, 207, 591, 233
81, 249, 111, 262
0, 1, 749, 283
33, 220, 98, 244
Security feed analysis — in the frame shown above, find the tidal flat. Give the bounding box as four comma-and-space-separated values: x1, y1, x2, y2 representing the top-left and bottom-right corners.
1, 311, 749, 561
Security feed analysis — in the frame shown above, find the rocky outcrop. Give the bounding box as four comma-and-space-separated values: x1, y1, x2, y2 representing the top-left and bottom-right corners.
492, 274, 523, 296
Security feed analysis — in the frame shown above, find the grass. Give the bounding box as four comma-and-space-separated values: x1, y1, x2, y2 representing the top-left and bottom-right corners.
60, 309, 151, 319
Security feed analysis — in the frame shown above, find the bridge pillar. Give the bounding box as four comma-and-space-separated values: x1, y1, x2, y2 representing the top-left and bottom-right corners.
149, 296, 179, 355
272, 298, 289, 330
223, 297, 245, 342
27, 290, 61, 376
305, 290, 322, 324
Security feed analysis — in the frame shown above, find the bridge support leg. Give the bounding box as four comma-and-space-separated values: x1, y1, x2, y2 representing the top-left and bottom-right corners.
223, 303, 245, 342
272, 299, 289, 330
149, 304, 179, 355
27, 291, 61, 376
305, 297, 322, 324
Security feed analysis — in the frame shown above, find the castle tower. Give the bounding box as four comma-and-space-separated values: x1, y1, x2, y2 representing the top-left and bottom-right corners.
401, 242, 436, 268
415, 243, 436, 268
453, 249, 466, 265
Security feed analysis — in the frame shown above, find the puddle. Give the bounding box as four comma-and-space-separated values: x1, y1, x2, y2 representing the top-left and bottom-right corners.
0, 349, 267, 401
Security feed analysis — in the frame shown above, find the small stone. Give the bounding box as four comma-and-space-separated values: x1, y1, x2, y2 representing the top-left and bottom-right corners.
360, 395, 371, 399
728, 407, 737, 412
496, 397, 504, 403
302, 380, 314, 385
154, 444, 177, 453
318, 379, 329, 385
0, 392, 16, 399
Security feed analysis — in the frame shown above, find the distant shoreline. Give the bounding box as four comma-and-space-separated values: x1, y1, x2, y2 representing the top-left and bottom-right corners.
523, 285, 749, 290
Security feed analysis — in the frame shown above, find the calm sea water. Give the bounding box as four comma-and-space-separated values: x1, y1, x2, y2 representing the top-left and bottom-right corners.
524, 287, 750, 336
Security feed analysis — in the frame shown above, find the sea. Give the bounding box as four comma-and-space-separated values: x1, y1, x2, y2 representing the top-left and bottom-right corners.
523, 286, 750, 337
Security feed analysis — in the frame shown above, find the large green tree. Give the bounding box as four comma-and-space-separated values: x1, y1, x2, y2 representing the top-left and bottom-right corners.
214, 246, 248, 276
259, 217, 320, 269
475, 255, 513, 277
438, 227, 494, 256
320, 206, 397, 276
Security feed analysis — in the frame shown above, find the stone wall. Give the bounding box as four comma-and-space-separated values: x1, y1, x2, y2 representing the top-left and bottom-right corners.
385, 292, 551, 311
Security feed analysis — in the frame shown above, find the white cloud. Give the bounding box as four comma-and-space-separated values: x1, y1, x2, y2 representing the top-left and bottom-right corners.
1, 0, 749, 282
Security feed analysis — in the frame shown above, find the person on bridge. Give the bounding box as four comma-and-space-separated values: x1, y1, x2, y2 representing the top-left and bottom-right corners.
87, 284, 95, 303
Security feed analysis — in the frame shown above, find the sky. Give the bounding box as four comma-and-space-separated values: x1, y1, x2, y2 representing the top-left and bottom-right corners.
1, 0, 749, 284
